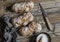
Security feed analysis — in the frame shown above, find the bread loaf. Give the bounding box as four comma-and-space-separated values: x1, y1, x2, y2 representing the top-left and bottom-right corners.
12, 1, 34, 13
12, 12, 34, 27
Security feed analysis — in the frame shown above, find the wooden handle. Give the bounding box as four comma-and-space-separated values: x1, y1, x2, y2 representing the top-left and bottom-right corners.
39, 3, 53, 31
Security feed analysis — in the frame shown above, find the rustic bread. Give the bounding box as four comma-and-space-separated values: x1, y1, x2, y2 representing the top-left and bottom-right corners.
12, 12, 34, 27
18, 27, 34, 36
12, 1, 34, 13
29, 22, 42, 33
18, 22, 42, 36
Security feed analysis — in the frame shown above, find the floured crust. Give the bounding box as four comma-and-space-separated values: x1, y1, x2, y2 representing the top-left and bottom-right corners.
12, 12, 34, 27
18, 27, 34, 36
18, 22, 42, 36
12, 1, 34, 13
29, 22, 42, 33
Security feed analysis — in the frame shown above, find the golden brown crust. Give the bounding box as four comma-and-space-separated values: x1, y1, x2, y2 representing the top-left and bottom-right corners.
12, 1, 34, 13
18, 22, 42, 36
18, 27, 34, 36
12, 12, 34, 27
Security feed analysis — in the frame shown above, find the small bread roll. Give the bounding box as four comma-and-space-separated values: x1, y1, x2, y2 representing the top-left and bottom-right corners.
12, 12, 34, 27
27, 1, 34, 11
12, 1, 34, 13
18, 27, 34, 36
12, 3, 26, 13
29, 22, 42, 33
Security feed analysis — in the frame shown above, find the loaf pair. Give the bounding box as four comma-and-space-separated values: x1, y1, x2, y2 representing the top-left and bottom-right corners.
18, 22, 42, 36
